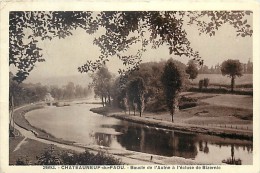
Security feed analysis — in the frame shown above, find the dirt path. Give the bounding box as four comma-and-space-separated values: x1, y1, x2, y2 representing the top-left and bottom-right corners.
13, 137, 27, 152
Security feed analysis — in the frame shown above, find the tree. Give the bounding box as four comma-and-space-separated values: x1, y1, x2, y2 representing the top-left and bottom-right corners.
64, 82, 76, 99
90, 66, 113, 106
199, 80, 204, 90
221, 59, 243, 92
161, 59, 184, 122
9, 11, 252, 84
186, 60, 199, 80
127, 77, 146, 117
75, 85, 83, 98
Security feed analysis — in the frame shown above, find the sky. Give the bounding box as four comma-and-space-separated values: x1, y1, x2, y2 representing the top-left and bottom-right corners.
13, 12, 252, 86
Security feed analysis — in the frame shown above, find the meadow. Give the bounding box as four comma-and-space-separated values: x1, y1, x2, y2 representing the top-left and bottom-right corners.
191, 74, 253, 85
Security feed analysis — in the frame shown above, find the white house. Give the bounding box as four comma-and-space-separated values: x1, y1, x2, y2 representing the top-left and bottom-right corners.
44, 93, 54, 105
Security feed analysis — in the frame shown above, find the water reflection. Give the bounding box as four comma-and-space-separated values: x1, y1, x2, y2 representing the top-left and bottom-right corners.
98, 122, 252, 164
26, 104, 253, 164
93, 133, 113, 146
222, 144, 242, 165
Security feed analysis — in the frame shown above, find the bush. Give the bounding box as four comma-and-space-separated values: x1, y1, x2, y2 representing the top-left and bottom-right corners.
16, 156, 30, 165
60, 150, 122, 165
179, 102, 198, 109
16, 145, 123, 165
203, 78, 210, 88
36, 145, 63, 165
180, 96, 197, 103
188, 87, 253, 95
199, 80, 204, 90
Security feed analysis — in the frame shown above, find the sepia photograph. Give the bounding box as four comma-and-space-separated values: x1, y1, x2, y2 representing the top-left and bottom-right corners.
1, 1, 260, 173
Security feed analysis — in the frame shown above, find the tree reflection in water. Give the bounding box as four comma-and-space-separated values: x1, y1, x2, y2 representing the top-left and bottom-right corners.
222, 144, 242, 165
116, 125, 198, 158
198, 141, 209, 153
93, 133, 113, 147
92, 121, 252, 164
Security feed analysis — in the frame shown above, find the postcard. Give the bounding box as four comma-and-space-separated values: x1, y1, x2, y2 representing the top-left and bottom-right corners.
0, 0, 259, 173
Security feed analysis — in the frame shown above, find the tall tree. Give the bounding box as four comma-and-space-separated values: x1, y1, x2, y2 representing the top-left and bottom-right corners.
161, 59, 184, 122
221, 59, 243, 92
90, 66, 113, 106
186, 60, 199, 80
127, 77, 146, 117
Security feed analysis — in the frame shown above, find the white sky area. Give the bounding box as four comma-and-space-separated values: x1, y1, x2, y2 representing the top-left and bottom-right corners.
11, 14, 252, 85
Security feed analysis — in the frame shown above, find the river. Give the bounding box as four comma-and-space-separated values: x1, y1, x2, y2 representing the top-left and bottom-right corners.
25, 103, 253, 165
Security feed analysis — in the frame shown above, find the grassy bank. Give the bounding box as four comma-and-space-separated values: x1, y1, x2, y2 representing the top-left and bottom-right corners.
10, 138, 122, 165
90, 106, 252, 140
9, 138, 69, 165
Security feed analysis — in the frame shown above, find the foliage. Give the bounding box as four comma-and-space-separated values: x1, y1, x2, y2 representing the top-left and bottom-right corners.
9, 72, 91, 107
60, 150, 122, 165
199, 79, 204, 90
198, 78, 210, 90
36, 145, 63, 165
89, 66, 113, 106
186, 60, 199, 80
221, 59, 243, 92
203, 78, 210, 88
111, 59, 188, 113
16, 145, 122, 165
221, 59, 243, 78
49, 83, 91, 100
9, 72, 48, 107
189, 87, 253, 96
161, 59, 185, 122
10, 11, 97, 83
9, 11, 252, 83
16, 156, 31, 165
177, 96, 198, 110
110, 77, 127, 108
126, 77, 146, 116
179, 102, 198, 110
198, 59, 252, 74
187, 11, 253, 37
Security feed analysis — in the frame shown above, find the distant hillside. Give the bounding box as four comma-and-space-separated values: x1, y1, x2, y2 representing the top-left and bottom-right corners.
25, 74, 91, 87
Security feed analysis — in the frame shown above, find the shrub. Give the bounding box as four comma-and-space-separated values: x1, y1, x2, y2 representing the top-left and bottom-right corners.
16, 156, 30, 165
188, 87, 253, 95
179, 102, 198, 109
180, 96, 197, 103
60, 150, 123, 165
36, 145, 63, 165
16, 145, 123, 165
203, 78, 210, 88
199, 80, 204, 90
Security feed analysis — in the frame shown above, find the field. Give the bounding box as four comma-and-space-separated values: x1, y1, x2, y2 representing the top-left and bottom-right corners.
191, 74, 253, 85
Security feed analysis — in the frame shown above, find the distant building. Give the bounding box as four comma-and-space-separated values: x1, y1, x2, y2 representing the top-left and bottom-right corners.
44, 93, 54, 106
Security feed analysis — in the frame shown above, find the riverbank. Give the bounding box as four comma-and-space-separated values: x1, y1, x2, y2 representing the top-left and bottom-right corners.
90, 106, 253, 140
11, 103, 201, 165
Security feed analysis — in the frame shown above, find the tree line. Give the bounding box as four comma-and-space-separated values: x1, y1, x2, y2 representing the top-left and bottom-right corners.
90, 58, 246, 122
198, 59, 252, 74
9, 72, 91, 107
90, 58, 188, 121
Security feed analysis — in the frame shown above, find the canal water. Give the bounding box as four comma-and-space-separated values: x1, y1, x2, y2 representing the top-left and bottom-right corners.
25, 103, 253, 164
